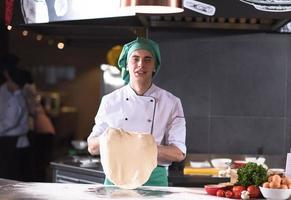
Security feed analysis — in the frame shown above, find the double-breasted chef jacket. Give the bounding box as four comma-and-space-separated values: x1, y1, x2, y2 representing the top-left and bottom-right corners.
88, 83, 186, 166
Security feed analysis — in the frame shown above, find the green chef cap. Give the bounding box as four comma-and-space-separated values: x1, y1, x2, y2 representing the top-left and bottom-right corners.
118, 37, 161, 83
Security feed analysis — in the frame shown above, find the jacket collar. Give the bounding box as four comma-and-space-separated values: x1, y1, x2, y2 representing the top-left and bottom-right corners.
126, 83, 157, 97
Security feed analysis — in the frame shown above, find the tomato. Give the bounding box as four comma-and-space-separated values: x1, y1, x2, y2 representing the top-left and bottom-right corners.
233, 191, 242, 199
216, 189, 225, 197
232, 185, 246, 198
225, 190, 234, 198
247, 185, 260, 198
232, 185, 246, 194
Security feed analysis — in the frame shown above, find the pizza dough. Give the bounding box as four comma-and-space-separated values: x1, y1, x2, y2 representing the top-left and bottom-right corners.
99, 127, 157, 189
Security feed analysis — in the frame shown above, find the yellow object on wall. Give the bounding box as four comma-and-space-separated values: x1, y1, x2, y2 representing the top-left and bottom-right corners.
106, 45, 122, 66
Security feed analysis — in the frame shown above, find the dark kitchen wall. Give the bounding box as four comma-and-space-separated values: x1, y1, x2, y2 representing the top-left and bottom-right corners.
150, 30, 291, 155
0, 1, 8, 56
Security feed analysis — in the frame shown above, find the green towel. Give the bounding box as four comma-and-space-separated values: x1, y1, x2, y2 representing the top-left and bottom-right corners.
104, 166, 168, 187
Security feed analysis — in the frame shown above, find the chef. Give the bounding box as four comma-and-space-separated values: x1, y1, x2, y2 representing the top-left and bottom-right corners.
87, 37, 186, 186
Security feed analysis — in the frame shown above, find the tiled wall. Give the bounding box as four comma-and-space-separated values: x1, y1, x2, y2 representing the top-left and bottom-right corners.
151, 31, 291, 155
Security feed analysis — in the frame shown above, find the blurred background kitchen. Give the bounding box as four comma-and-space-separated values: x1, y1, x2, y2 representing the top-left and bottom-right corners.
1, 0, 291, 184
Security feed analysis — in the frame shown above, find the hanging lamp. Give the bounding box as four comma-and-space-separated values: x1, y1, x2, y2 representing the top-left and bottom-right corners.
120, 0, 184, 14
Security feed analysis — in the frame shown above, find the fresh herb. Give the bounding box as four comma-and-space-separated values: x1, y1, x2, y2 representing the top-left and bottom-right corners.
237, 162, 268, 186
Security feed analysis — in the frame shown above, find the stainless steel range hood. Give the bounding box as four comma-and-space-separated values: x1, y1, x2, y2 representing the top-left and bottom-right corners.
14, 0, 291, 45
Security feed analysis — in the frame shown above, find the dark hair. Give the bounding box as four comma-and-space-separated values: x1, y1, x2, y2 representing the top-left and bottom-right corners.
0, 54, 33, 88
8, 69, 30, 88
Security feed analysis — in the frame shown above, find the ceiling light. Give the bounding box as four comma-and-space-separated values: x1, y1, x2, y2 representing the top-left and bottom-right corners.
6, 25, 12, 31
22, 30, 29, 36
36, 34, 43, 41
57, 42, 65, 49
120, 0, 184, 14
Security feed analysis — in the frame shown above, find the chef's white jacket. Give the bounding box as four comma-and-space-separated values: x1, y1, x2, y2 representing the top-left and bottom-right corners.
88, 84, 186, 166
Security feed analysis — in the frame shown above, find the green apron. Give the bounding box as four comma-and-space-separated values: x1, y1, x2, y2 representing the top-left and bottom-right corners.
104, 166, 168, 187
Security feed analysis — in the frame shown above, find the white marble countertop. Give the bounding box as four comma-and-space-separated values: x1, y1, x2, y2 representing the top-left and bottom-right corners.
0, 178, 236, 200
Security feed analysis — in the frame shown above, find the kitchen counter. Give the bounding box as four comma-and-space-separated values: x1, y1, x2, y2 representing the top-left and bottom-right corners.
50, 153, 286, 187
0, 178, 232, 200
50, 155, 230, 186
185, 154, 286, 169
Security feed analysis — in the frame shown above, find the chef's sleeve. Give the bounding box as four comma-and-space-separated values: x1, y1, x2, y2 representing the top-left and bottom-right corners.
87, 97, 108, 141
166, 98, 187, 154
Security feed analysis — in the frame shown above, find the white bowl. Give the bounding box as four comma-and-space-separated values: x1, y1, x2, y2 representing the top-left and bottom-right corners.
211, 158, 232, 169
268, 168, 285, 175
259, 186, 291, 200
71, 140, 88, 150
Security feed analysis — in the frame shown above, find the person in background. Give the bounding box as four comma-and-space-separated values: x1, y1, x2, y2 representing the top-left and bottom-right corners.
22, 70, 55, 182
87, 37, 186, 186
0, 54, 32, 181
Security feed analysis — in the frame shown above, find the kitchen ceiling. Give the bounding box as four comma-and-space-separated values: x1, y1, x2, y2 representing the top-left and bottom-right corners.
14, 0, 291, 45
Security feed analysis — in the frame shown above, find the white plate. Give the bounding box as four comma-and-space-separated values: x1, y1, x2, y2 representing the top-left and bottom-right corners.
189, 161, 211, 168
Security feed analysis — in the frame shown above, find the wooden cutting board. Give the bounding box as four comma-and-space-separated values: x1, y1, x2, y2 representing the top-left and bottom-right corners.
183, 167, 219, 176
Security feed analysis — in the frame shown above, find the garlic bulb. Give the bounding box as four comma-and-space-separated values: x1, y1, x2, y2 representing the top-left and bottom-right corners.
241, 190, 250, 200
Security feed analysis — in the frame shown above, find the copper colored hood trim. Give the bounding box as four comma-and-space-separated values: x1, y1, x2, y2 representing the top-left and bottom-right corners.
121, 0, 182, 7
121, 0, 183, 13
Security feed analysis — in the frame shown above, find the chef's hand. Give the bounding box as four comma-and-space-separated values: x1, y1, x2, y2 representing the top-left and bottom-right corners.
157, 144, 185, 162
87, 137, 100, 155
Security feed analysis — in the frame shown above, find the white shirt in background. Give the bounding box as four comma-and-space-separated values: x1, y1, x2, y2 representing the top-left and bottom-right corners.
0, 84, 29, 148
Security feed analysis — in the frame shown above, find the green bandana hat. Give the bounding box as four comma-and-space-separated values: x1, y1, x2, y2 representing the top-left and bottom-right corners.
118, 37, 161, 83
